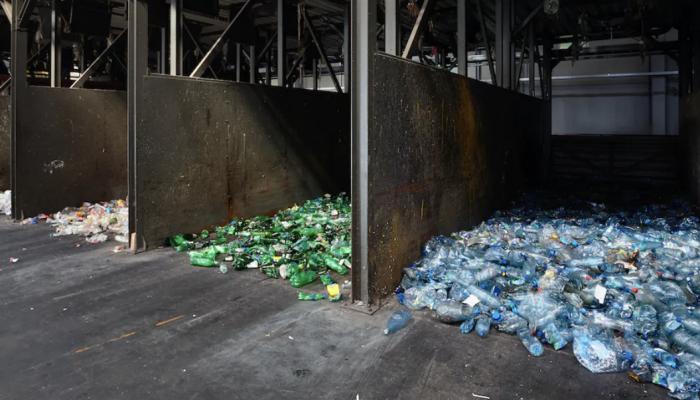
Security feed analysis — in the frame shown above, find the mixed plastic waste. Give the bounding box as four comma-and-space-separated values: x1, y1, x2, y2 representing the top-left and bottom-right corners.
0, 190, 10, 216
22, 199, 129, 244
397, 195, 700, 399
170, 194, 351, 301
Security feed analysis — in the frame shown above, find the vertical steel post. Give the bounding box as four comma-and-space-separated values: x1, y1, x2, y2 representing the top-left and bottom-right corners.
236, 43, 241, 82
528, 23, 535, 96
276, 0, 286, 86
11, 0, 29, 218
352, 0, 376, 306
266, 48, 272, 85
495, 0, 512, 89
159, 28, 166, 73
169, 0, 182, 75
343, 2, 351, 93
312, 58, 318, 90
249, 45, 256, 84
128, 0, 149, 251
457, 0, 467, 76
693, 14, 700, 95
50, 0, 62, 87
385, 0, 399, 56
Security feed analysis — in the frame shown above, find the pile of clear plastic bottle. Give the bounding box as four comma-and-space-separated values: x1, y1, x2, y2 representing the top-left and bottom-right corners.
398, 195, 700, 399
0, 190, 10, 216
45, 200, 129, 244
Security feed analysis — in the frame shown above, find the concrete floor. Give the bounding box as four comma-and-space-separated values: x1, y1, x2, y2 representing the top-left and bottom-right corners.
0, 217, 668, 400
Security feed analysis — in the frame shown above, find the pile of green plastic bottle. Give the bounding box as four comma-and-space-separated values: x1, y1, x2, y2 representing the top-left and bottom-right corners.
169, 194, 351, 291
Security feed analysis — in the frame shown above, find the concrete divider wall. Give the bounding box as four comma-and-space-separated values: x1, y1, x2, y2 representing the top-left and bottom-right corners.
134, 75, 350, 248
366, 54, 544, 301
14, 87, 127, 217
0, 96, 9, 190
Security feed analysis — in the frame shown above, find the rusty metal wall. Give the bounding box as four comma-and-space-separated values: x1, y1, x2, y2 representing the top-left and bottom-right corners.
683, 94, 700, 202
14, 87, 127, 217
134, 75, 350, 248
0, 96, 9, 190
366, 54, 544, 303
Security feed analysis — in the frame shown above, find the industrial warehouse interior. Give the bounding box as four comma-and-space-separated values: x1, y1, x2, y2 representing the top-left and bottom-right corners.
1, 0, 699, 399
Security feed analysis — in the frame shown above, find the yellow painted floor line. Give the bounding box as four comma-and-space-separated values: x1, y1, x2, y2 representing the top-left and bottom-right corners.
73, 331, 138, 354
155, 315, 185, 327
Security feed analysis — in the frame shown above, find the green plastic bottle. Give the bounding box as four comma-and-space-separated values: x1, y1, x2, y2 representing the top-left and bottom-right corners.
324, 255, 349, 275
290, 270, 317, 288
189, 251, 217, 267
169, 235, 193, 252
298, 292, 326, 301
320, 273, 335, 286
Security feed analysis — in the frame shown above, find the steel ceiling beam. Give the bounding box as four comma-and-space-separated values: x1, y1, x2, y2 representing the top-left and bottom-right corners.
71, 30, 127, 88
302, 7, 342, 93
401, 0, 435, 59
190, 0, 254, 78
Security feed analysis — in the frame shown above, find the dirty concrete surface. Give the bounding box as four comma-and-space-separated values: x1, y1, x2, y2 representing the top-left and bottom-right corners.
0, 217, 667, 400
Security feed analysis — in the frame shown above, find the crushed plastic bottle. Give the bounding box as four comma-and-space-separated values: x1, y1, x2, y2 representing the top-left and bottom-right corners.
399, 193, 700, 399
384, 309, 412, 335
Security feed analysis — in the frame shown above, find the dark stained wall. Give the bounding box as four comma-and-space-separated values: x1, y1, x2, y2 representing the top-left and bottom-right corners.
683, 93, 700, 201
0, 96, 9, 189
366, 54, 544, 303
14, 87, 127, 217
134, 75, 350, 248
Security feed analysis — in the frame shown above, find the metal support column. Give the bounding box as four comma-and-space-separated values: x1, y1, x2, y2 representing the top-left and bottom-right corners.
457, 0, 467, 76
266, 48, 272, 85
385, 0, 399, 56
542, 35, 552, 102
236, 43, 241, 82
343, 2, 351, 93
528, 23, 535, 96
11, 0, 30, 218
169, 0, 182, 75
128, 0, 149, 251
693, 15, 700, 94
276, 0, 286, 87
351, 0, 376, 306
249, 45, 256, 83
312, 58, 318, 90
495, 0, 512, 89
50, 0, 61, 87
476, 0, 496, 85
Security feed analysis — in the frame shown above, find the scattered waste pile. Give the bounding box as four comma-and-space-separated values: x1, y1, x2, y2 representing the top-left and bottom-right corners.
0, 190, 10, 216
23, 200, 129, 244
170, 194, 351, 302
397, 196, 700, 399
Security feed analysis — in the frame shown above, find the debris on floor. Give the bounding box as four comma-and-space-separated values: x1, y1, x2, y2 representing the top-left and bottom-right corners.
27, 200, 129, 244
0, 190, 10, 216
398, 195, 700, 399
170, 194, 351, 300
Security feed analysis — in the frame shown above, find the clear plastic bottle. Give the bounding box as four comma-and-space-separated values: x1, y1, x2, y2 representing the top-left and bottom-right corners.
466, 285, 502, 309
475, 315, 491, 337
460, 317, 475, 334
542, 322, 568, 350
433, 301, 478, 323
517, 328, 544, 356
384, 310, 412, 335
671, 330, 700, 356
